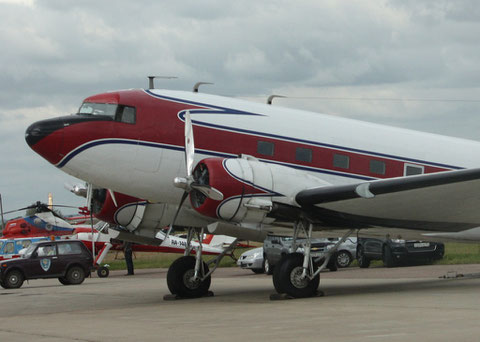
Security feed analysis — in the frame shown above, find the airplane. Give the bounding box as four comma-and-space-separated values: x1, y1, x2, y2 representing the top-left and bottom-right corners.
25, 84, 480, 299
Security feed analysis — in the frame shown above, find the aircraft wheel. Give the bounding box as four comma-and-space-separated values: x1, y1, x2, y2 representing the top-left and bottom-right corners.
97, 266, 110, 278
5, 270, 24, 289
167, 256, 211, 298
0, 280, 8, 289
273, 253, 319, 298
66, 266, 86, 285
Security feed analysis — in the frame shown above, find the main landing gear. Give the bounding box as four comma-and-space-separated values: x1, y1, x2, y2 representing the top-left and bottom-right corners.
272, 221, 354, 299
165, 228, 238, 299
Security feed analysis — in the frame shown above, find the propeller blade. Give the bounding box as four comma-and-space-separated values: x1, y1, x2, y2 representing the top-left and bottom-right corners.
108, 189, 118, 207
191, 183, 224, 201
86, 183, 93, 210
184, 111, 195, 178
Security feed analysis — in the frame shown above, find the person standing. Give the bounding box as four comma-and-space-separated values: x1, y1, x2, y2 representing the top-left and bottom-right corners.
124, 242, 134, 276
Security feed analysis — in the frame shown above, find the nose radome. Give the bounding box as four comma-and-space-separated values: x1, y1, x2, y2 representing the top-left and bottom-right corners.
25, 117, 65, 147
25, 117, 65, 165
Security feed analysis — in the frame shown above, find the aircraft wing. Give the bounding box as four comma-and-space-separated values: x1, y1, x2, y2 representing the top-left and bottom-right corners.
295, 168, 480, 232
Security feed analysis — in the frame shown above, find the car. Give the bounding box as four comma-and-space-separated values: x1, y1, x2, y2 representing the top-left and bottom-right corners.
356, 237, 444, 268
237, 247, 264, 274
0, 240, 94, 289
263, 235, 339, 275
325, 237, 357, 268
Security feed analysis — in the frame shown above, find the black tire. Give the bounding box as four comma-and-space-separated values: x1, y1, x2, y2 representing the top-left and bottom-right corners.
167, 256, 211, 298
336, 250, 353, 268
58, 277, 71, 285
327, 255, 338, 272
4, 270, 24, 289
272, 253, 319, 298
357, 245, 370, 268
251, 268, 264, 274
264, 257, 274, 275
97, 266, 110, 278
383, 245, 397, 268
0, 281, 8, 289
65, 266, 86, 285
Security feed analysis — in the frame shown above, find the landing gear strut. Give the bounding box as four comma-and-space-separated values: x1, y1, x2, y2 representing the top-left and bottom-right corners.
273, 221, 354, 299
165, 227, 238, 299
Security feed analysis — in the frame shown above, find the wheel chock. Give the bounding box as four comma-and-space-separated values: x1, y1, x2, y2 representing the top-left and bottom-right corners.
163, 291, 214, 300
269, 290, 324, 300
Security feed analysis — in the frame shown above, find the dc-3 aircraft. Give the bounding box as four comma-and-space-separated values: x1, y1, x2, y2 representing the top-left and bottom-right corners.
25, 84, 480, 298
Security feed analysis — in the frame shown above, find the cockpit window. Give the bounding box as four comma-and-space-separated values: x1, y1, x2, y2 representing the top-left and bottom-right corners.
79, 102, 118, 117
78, 102, 136, 124
116, 105, 136, 124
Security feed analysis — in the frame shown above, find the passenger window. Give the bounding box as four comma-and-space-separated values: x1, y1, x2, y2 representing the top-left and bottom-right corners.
404, 164, 424, 176
296, 147, 312, 162
370, 160, 386, 175
58, 243, 83, 255
37, 245, 56, 257
5, 242, 14, 254
116, 105, 136, 124
257, 141, 274, 156
333, 154, 350, 169
0, 241, 4, 252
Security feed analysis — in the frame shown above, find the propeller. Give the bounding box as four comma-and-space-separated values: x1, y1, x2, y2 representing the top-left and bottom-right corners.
65, 182, 118, 207
172, 111, 223, 201
162, 111, 224, 243
64, 183, 88, 198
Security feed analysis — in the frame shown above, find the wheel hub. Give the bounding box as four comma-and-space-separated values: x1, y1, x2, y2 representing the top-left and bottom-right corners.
183, 269, 201, 290
290, 266, 309, 289
9, 274, 18, 284
337, 253, 349, 266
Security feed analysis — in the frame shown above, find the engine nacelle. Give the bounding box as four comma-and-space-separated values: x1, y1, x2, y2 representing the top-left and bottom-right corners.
190, 155, 330, 224
92, 188, 210, 232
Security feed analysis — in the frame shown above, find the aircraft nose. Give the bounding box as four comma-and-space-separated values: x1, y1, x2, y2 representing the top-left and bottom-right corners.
25, 117, 65, 147
25, 117, 64, 164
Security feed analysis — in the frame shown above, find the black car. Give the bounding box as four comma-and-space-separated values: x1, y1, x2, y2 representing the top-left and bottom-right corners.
356, 237, 444, 268
0, 240, 93, 289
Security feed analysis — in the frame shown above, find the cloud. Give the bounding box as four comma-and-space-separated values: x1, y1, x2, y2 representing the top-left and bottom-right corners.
1, 0, 480, 214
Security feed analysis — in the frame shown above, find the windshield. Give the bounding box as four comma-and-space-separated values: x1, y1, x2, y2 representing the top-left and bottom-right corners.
22, 244, 37, 258
78, 102, 136, 124
78, 102, 118, 117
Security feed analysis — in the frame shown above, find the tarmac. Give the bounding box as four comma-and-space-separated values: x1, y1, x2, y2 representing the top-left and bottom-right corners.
1, 264, 480, 342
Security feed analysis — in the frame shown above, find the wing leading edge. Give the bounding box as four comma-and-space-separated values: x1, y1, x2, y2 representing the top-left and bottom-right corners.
295, 168, 480, 232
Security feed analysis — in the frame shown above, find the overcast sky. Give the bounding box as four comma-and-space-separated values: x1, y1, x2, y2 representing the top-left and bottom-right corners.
1, 0, 480, 218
